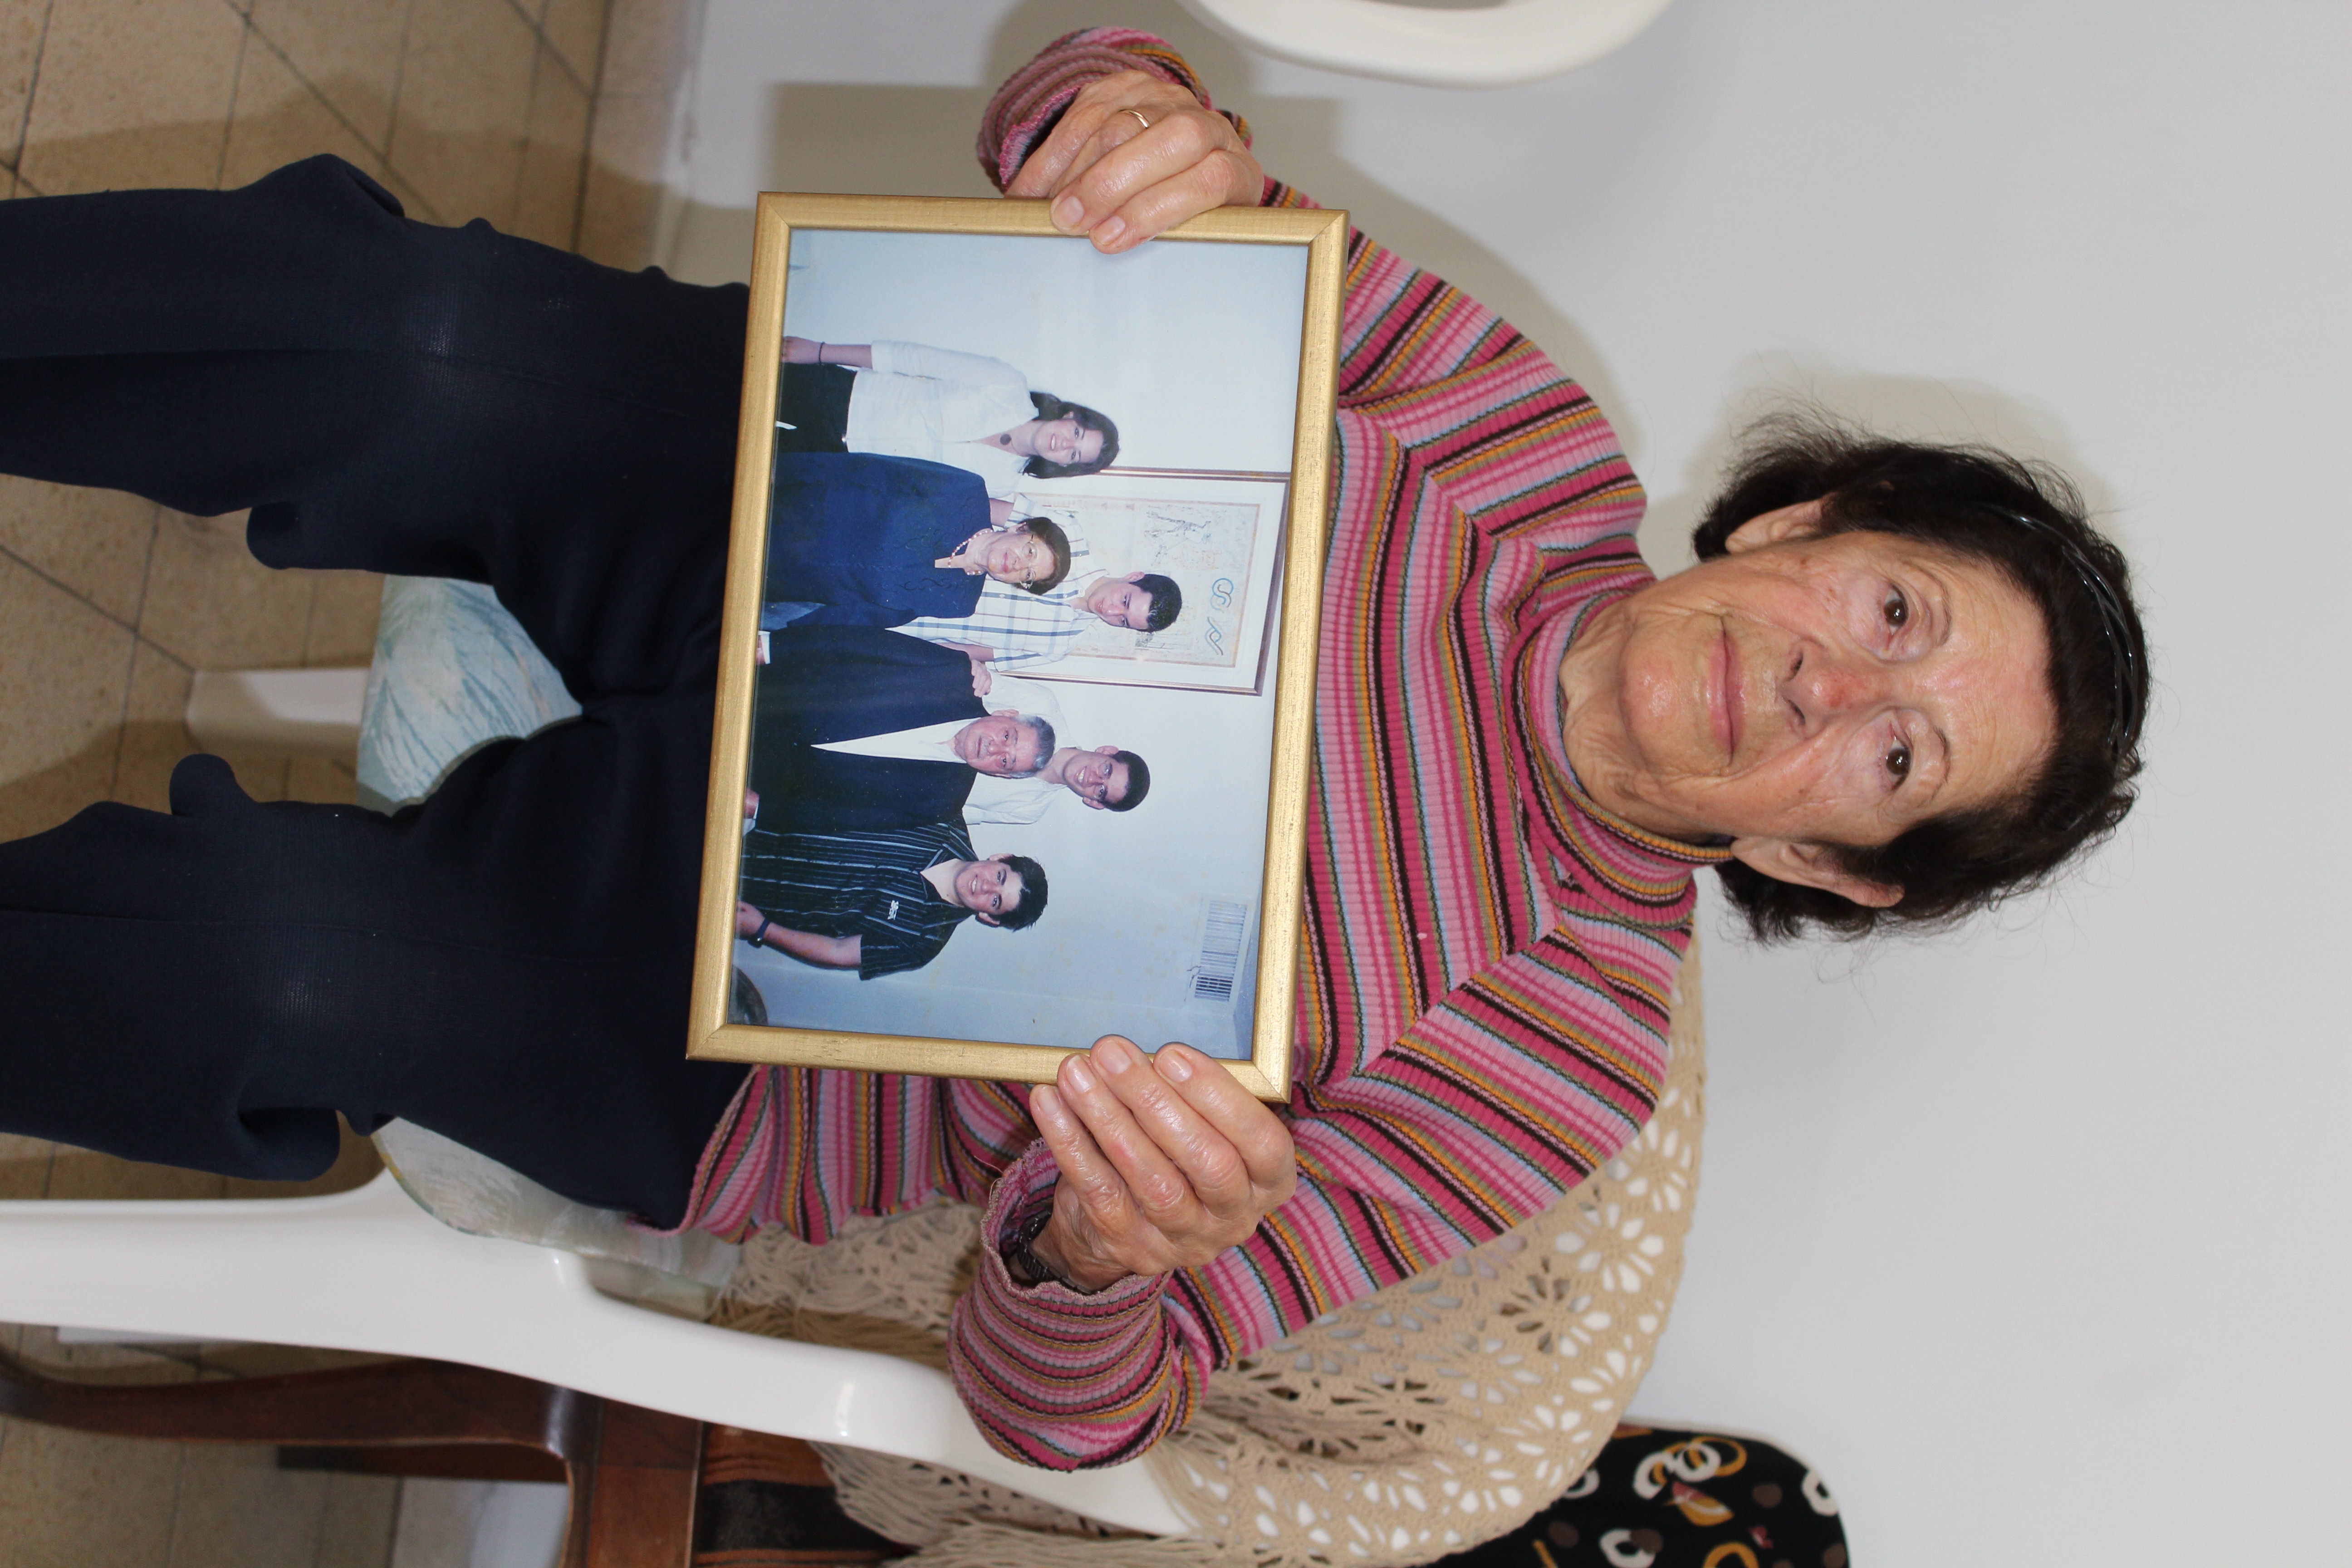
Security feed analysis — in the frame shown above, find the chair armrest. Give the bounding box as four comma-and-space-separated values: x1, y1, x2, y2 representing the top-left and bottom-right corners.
0, 1173, 1184, 1534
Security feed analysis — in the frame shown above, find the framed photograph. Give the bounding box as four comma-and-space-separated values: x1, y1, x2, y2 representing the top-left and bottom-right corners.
686, 193, 1345, 1099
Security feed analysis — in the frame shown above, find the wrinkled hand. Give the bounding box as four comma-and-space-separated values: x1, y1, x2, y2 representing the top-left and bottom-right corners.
1026, 1036, 1296, 1292
968, 656, 994, 698
1006, 70, 1264, 254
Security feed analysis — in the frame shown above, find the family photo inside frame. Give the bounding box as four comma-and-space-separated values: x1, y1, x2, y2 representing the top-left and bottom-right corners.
687, 194, 1345, 1098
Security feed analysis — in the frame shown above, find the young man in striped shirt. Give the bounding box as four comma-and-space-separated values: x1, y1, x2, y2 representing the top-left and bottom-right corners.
735, 821, 1048, 979
898, 565, 1184, 671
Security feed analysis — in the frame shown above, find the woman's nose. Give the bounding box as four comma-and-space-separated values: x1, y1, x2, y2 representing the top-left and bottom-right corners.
1788, 650, 1888, 717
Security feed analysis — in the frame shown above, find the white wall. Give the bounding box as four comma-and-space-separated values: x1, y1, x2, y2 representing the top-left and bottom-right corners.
668, 4, 2352, 1563
780, 227, 1306, 470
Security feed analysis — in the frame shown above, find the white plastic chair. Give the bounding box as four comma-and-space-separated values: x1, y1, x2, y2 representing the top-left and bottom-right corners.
0, 1171, 1181, 1532
1175, 0, 1678, 88
0, 576, 1186, 1537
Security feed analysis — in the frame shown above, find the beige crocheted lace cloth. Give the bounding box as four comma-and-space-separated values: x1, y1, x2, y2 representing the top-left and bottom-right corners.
710, 944, 1705, 1568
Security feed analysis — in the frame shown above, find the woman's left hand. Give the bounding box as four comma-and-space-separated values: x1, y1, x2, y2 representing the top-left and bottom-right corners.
1024, 1036, 1297, 1292
1005, 69, 1264, 254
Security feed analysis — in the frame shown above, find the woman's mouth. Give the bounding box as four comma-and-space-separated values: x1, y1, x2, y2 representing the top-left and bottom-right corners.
1713, 623, 1742, 761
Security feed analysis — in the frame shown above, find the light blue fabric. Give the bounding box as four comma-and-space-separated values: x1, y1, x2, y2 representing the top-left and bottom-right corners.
353, 576, 580, 813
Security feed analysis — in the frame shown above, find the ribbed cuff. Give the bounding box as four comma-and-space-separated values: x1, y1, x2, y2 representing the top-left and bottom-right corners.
975, 26, 1252, 193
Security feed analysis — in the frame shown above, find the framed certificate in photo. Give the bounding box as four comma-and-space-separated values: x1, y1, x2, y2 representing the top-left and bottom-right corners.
685, 192, 1346, 1100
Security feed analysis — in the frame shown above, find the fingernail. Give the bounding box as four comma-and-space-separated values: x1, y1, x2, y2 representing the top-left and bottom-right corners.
1063, 1058, 1097, 1093
1032, 1085, 1060, 1120
1052, 194, 1083, 229
1093, 216, 1127, 249
1157, 1045, 1194, 1082
1095, 1037, 1137, 1073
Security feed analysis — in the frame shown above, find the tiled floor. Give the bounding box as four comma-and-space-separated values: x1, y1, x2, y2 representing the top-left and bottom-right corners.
0, 0, 693, 1563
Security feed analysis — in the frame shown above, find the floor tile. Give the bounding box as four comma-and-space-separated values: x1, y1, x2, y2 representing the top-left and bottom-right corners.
15, 0, 244, 195
0, 550, 132, 842
316, 1472, 402, 1568
0, 0, 50, 172
109, 638, 194, 812
137, 508, 313, 671
538, 0, 603, 89
0, 1133, 54, 1200
385, 0, 535, 229
280, 752, 359, 804
304, 568, 384, 666
193, 1343, 392, 1380
510, 39, 586, 248
0, 473, 157, 623
44, 1146, 227, 1200
246, 0, 411, 151
8, 1324, 202, 1382
163, 1442, 330, 1568
219, 26, 388, 191
575, 88, 664, 267
209, 745, 292, 802
594, 0, 683, 97
0, 1420, 182, 1568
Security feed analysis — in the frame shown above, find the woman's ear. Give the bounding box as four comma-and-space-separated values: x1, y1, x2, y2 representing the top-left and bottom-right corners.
1723, 498, 1829, 554
1728, 837, 1903, 908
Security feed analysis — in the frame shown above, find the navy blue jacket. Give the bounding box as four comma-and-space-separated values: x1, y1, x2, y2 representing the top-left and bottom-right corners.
747, 625, 985, 833
765, 452, 991, 626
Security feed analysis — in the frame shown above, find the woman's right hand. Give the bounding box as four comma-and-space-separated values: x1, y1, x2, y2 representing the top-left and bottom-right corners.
1005, 69, 1264, 254
1024, 1036, 1297, 1292
781, 336, 821, 365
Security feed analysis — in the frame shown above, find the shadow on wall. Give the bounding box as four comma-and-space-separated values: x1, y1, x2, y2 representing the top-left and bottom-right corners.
1636, 363, 2126, 578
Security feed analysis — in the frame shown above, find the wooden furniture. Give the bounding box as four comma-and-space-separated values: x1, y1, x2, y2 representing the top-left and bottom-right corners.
0, 1348, 712, 1568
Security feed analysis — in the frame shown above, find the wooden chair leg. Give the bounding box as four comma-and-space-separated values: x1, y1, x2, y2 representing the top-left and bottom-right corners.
0, 1348, 702, 1567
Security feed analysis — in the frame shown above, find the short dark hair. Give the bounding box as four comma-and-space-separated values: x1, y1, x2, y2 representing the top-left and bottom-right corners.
1132, 572, 1181, 634
997, 854, 1048, 930
1106, 750, 1149, 812
1014, 515, 1072, 594
1692, 412, 2149, 942
1023, 393, 1119, 479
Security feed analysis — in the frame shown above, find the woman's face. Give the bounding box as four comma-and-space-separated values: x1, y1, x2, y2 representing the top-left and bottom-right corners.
1033, 415, 1104, 468
975, 528, 1058, 585
1558, 502, 2057, 905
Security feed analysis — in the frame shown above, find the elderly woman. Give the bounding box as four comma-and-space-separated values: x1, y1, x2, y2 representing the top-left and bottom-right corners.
0, 29, 2144, 1475
775, 334, 1120, 496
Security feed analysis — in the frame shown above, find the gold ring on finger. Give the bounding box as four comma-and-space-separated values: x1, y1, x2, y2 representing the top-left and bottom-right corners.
1122, 108, 1152, 132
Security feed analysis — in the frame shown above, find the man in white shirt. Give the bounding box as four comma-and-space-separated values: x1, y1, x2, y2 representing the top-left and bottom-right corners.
748, 627, 1062, 835
962, 674, 1153, 824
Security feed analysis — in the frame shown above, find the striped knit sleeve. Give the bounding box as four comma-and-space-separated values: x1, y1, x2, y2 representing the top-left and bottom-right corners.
949, 1142, 1193, 1468
975, 27, 1251, 194
924, 29, 1676, 1473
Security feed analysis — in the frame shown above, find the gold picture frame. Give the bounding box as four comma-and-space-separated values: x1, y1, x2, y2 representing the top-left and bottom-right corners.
686, 193, 1346, 1100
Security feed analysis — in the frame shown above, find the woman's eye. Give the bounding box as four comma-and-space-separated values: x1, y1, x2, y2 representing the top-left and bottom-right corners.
1882, 589, 1908, 629
1885, 742, 1911, 782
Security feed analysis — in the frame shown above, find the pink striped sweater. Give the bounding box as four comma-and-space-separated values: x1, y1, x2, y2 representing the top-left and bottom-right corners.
678, 28, 1731, 1470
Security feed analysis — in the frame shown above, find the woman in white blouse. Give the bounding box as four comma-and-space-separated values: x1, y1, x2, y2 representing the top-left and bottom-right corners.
776, 336, 1119, 499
